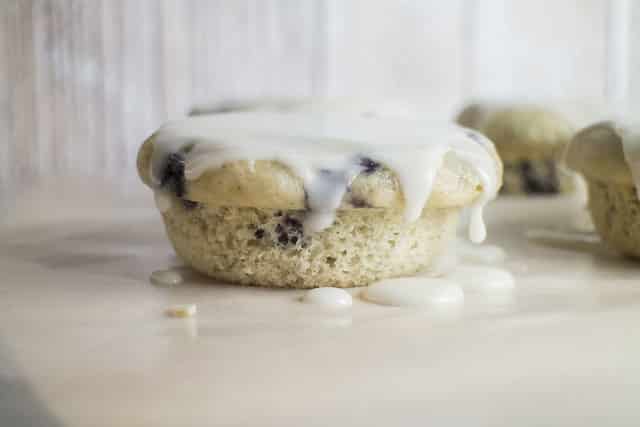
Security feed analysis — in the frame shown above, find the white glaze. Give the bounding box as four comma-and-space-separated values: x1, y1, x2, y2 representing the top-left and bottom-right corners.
150, 269, 184, 286
447, 265, 515, 293
456, 239, 507, 264
430, 239, 506, 276
302, 287, 353, 309
363, 249, 513, 308
362, 277, 464, 308
430, 251, 460, 276
149, 112, 500, 242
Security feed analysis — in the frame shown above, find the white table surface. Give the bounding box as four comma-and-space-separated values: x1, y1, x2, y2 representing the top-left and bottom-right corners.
1, 182, 639, 426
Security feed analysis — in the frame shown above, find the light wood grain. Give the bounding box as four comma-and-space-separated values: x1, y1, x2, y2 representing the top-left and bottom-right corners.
0, 3, 11, 214
628, 1, 640, 111
188, 0, 316, 107
324, 0, 465, 119
100, 0, 125, 180
470, 0, 609, 101
161, 0, 190, 120
0, 0, 634, 213
606, 0, 631, 112
3, 1, 36, 213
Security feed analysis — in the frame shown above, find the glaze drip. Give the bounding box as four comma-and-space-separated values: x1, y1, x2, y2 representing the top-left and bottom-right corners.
149, 112, 500, 243
362, 277, 464, 308
303, 287, 353, 309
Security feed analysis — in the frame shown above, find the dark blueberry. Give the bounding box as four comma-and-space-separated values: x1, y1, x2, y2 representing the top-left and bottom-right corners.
181, 199, 199, 209
161, 153, 187, 198
254, 228, 265, 239
284, 216, 302, 231
274, 215, 305, 247
520, 160, 559, 194
359, 157, 380, 174
278, 234, 289, 245
350, 196, 371, 208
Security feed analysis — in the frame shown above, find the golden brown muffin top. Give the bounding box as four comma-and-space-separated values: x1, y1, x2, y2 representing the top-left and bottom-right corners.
457, 104, 574, 163
137, 112, 503, 241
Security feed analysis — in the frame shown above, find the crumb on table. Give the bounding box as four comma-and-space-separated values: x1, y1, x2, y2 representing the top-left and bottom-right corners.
166, 304, 197, 318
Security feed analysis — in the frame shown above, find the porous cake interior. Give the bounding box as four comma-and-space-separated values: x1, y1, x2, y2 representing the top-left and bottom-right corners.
161, 200, 459, 288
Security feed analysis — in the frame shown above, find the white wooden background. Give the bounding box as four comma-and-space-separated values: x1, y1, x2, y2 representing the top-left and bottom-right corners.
0, 0, 637, 213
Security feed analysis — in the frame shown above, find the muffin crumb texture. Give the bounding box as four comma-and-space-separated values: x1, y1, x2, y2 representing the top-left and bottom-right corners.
588, 179, 640, 258
161, 200, 459, 288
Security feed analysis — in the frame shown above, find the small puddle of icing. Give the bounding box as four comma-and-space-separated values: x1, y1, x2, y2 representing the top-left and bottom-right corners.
447, 266, 515, 293
430, 252, 460, 276
362, 241, 514, 309
362, 277, 464, 308
431, 239, 506, 276
150, 269, 184, 286
302, 287, 353, 309
150, 112, 500, 243
456, 239, 507, 265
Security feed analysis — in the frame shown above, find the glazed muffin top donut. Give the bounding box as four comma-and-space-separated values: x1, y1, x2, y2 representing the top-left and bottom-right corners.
566, 121, 639, 187
137, 112, 503, 242
457, 104, 574, 163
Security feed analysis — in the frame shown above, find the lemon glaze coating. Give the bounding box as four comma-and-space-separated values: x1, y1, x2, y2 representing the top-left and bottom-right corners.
138, 112, 503, 287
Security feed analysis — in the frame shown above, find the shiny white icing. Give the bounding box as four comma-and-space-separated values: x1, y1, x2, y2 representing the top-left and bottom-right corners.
430, 251, 459, 276
302, 287, 353, 309
447, 266, 515, 293
150, 269, 183, 286
362, 277, 464, 308
456, 238, 507, 265
150, 112, 500, 242
363, 245, 514, 308
425, 238, 507, 277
